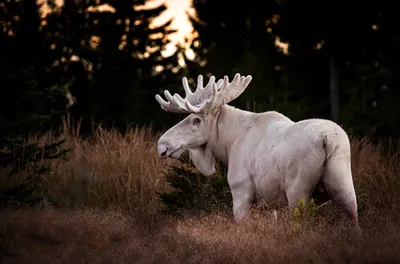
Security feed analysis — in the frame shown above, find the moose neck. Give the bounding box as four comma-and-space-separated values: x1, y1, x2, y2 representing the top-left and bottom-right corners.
208, 104, 258, 164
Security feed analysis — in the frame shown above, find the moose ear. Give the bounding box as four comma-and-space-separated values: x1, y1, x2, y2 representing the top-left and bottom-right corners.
187, 144, 216, 176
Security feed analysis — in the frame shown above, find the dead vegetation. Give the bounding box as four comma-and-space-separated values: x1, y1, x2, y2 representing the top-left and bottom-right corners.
1, 123, 400, 263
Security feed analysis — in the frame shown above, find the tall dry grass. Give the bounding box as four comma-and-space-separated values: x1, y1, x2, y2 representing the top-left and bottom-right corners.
1, 121, 400, 263
36, 124, 182, 220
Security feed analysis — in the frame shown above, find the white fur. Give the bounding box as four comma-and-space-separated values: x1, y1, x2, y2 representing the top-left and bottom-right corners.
156, 74, 361, 234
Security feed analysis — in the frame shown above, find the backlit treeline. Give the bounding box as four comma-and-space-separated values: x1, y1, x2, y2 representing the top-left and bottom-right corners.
1, 0, 400, 138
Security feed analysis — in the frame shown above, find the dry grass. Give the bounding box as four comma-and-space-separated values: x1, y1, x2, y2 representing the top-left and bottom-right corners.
1, 124, 400, 263
34, 124, 183, 220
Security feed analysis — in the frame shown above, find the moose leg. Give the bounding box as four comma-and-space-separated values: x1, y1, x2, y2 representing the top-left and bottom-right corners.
285, 170, 317, 218
322, 154, 362, 236
228, 170, 254, 222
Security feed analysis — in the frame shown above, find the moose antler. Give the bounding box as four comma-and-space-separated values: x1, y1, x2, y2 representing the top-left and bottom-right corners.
155, 73, 253, 114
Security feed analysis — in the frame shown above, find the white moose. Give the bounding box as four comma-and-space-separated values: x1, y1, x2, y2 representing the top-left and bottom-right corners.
155, 73, 361, 232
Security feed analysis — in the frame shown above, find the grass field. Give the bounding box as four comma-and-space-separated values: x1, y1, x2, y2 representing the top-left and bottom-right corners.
1, 124, 400, 263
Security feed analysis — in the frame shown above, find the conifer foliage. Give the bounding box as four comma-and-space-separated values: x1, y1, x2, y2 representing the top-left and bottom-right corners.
43, 0, 184, 131
157, 152, 232, 216
0, 63, 70, 208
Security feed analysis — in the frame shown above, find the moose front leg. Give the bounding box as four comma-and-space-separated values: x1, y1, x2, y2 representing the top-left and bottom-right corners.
228, 169, 254, 222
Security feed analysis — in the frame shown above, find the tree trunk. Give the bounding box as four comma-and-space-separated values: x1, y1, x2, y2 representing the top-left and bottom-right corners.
245, 100, 251, 111
329, 55, 340, 122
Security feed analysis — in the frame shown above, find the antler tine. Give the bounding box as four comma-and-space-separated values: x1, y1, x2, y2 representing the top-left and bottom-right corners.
179, 75, 217, 112
196, 75, 203, 92
155, 92, 189, 114
155, 74, 217, 114
216, 78, 224, 90
211, 73, 253, 107
204, 75, 216, 90
182, 77, 193, 97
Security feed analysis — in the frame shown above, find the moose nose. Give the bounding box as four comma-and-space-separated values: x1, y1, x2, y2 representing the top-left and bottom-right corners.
157, 144, 169, 158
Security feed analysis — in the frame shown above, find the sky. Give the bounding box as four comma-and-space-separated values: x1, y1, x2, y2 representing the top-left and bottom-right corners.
145, 0, 194, 44
144, 0, 195, 56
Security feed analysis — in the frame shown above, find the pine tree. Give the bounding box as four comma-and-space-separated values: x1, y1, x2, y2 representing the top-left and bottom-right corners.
184, 0, 308, 119
157, 151, 232, 216
42, 0, 184, 132
0, 0, 44, 66
0, 1, 71, 208
0, 62, 71, 208
273, 0, 400, 132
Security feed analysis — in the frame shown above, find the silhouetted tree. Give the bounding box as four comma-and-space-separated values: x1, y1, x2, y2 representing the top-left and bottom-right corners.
274, 0, 400, 137
0, 0, 43, 66
184, 0, 308, 117
0, 0, 72, 129
42, 0, 184, 132
0, 62, 70, 208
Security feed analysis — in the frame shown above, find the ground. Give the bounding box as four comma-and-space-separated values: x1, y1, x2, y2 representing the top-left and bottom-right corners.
1, 126, 399, 263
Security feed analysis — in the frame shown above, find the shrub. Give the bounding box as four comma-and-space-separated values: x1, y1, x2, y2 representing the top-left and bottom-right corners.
157, 151, 232, 216
0, 63, 71, 208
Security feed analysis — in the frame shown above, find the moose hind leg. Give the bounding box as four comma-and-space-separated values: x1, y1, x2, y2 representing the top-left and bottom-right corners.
322, 154, 361, 234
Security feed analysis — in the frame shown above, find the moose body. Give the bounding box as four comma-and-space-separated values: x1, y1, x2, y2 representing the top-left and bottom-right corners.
155, 73, 360, 232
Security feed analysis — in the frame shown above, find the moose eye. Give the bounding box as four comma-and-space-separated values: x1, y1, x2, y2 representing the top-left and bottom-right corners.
193, 117, 201, 125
